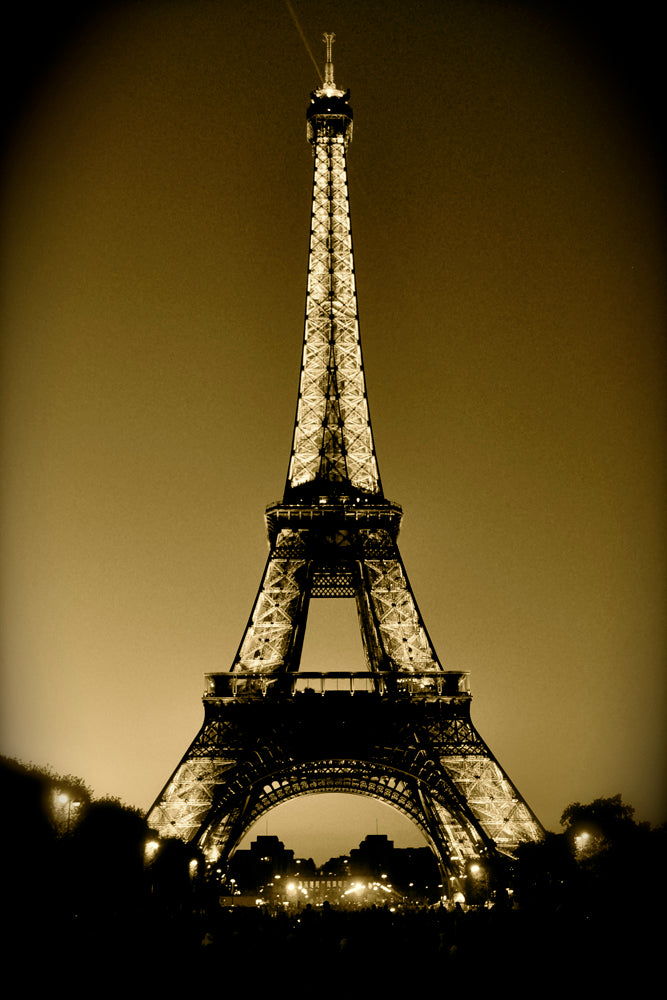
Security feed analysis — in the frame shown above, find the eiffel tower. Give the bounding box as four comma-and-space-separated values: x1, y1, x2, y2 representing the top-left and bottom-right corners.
147, 35, 543, 885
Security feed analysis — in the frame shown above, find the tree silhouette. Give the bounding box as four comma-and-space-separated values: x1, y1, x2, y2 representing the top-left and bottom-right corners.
70, 798, 148, 906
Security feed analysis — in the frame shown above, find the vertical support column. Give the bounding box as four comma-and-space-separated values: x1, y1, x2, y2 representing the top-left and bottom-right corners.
231, 529, 309, 679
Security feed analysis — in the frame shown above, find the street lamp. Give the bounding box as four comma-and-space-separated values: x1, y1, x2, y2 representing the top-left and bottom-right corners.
144, 839, 160, 862
56, 792, 81, 833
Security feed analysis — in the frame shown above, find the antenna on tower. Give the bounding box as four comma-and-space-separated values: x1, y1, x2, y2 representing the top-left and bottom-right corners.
323, 31, 336, 90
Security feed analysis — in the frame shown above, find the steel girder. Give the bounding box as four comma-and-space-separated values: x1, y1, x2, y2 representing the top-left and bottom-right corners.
146, 696, 541, 878
223, 505, 444, 681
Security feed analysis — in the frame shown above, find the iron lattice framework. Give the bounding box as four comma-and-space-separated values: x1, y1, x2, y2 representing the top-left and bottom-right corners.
147, 36, 543, 887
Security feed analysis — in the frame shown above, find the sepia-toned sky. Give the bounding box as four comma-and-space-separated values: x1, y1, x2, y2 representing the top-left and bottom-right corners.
1, 1, 664, 864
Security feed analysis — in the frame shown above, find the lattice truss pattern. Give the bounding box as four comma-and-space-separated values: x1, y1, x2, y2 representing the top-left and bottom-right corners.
147, 744, 539, 866
233, 529, 307, 674
362, 548, 439, 671
149, 759, 235, 844
226, 523, 441, 679
440, 756, 543, 852
288, 129, 379, 494
206, 765, 485, 864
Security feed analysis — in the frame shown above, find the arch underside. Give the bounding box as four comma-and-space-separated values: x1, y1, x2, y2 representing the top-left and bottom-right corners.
201, 760, 481, 877
150, 752, 536, 878
220, 760, 457, 863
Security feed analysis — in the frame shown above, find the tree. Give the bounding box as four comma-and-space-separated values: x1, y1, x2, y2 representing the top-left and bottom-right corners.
146, 836, 203, 917
513, 831, 580, 911
514, 794, 664, 915
0, 757, 57, 924
559, 794, 662, 912
68, 797, 150, 918
560, 794, 639, 853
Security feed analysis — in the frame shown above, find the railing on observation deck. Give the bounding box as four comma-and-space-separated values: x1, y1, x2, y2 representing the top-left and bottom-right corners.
204, 670, 470, 700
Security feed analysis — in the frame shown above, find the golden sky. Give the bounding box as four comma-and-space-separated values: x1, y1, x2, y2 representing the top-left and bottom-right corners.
1, 1, 664, 862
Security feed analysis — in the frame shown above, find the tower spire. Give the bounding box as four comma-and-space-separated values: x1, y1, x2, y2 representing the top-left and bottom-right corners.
322, 31, 336, 91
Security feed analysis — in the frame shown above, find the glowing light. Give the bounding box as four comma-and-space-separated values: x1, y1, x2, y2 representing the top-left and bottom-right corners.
575, 831, 591, 854
144, 839, 160, 860
343, 882, 366, 896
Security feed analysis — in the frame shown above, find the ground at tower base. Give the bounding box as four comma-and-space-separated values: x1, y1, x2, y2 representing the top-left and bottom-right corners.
2, 758, 663, 992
